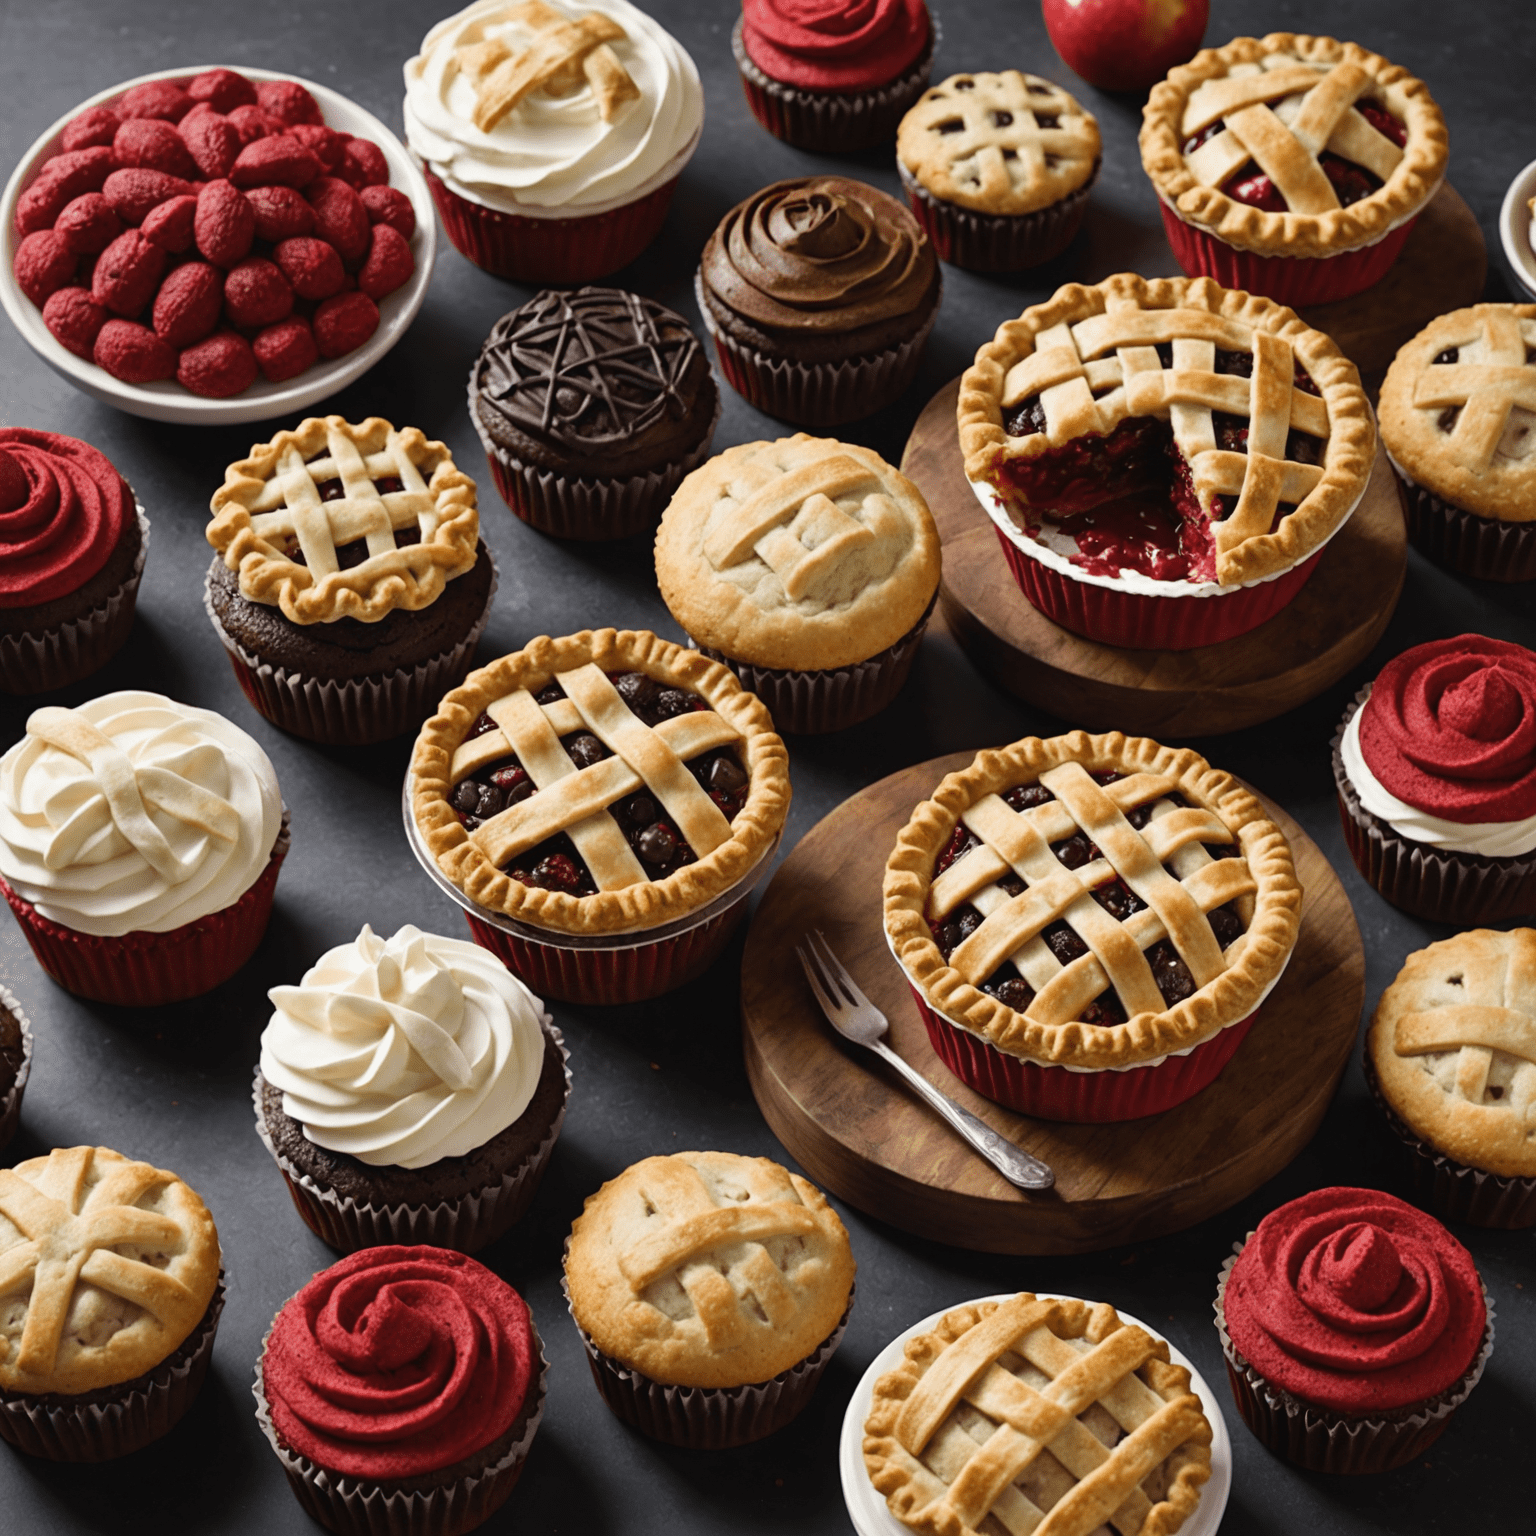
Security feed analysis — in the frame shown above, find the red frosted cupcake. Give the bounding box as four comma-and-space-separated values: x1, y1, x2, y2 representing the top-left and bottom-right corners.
255, 1246, 546, 1536
0, 429, 148, 695
1214, 1187, 1493, 1473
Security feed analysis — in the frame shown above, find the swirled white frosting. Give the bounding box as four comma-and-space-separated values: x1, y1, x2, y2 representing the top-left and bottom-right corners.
1342, 705, 1536, 858
403, 0, 704, 214
260, 924, 547, 1169
0, 692, 283, 937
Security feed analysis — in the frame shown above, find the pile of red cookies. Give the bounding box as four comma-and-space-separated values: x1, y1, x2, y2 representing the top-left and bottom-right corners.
12, 68, 417, 398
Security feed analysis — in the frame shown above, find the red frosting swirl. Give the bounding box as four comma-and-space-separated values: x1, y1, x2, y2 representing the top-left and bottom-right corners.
741, 0, 929, 92
1224, 1187, 1485, 1413
0, 428, 133, 610
262, 1246, 538, 1480
1358, 635, 1536, 823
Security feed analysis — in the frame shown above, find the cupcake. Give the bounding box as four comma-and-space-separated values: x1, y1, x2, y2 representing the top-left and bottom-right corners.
655, 435, 940, 734
1332, 635, 1536, 924
957, 273, 1376, 649
404, 0, 703, 284
696, 176, 940, 428
1378, 304, 1536, 582
1140, 33, 1448, 306
563, 1150, 855, 1447
0, 984, 33, 1155
0, 429, 149, 696
1214, 1187, 1493, 1473
0, 691, 288, 1006
254, 923, 571, 1254
469, 287, 719, 542
883, 730, 1302, 1121
255, 1245, 546, 1536
864, 1294, 1212, 1533
731, 0, 934, 153
0, 1145, 224, 1461
1366, 930, 1536, 1228
204, 415, 496, 747
896, 70, 1101, 272
408, 628, 790, 1004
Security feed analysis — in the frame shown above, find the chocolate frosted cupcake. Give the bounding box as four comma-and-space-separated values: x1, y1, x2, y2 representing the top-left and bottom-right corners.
1214, 1187, 1492, 1473
0, 984, 33, 1154
469, 287, 720, 542
205, 415, 495, 746
732, 0, 934, 153
1332, 635, 1536, 924
0, 429, 149, 695
255, 924, 570, 1255
1379, 304, 1536, 582
697, 176, 939, 427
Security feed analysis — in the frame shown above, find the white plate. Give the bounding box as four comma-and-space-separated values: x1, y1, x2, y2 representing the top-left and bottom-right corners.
0, 65, 436, 424
1498, 156, 1536, 300
839, 1293, 1232, 1536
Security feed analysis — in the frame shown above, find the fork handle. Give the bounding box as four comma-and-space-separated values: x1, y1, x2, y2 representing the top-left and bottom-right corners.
873, 1041, 1054, 1191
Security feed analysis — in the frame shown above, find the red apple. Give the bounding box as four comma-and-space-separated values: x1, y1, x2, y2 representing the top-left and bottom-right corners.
1042, 0, 1209, 94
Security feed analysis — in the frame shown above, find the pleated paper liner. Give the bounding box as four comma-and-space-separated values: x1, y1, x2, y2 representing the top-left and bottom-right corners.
730, 15, 935, 153
1213, 1247, 1494, 1473
1331, 691, 1536, 924
0, 1277, 225, 1461
203, 554, 496, 747
1363, 1049, 1536, 1229
1390, 463, 1536, 582
253, 1018, 570, 1256
0, 983, 34, 1154
253, 1316, 548, 1536
0, 812, 290, 1007
0, 505, 149, 696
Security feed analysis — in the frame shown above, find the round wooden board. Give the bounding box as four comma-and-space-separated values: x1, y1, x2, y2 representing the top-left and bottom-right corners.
741, 755, 1364, 1256
902, 384, 1406, 737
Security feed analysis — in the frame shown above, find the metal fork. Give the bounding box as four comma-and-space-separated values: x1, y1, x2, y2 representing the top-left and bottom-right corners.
796, 930, 1054, 1191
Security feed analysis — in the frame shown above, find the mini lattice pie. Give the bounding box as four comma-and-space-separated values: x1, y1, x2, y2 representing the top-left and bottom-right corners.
0, 1146, 221, 1395
865, 1293, 1212, 1536
897, 71, 1101, 217
1140, 32, 1447, 260
411, 629, 789, 934
884, 732, 1301, 1070
208, 415, 480, 624
958, 273, 1375, 587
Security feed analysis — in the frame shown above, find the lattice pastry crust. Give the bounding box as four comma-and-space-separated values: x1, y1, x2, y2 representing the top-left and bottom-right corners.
865, 1294, 1211, 1536
208, 415, 480, 625
958, 273, 1375, 587
1378, 304, 1536, 524
0, 1146, 221, 1395
411, 628, 790, 935
1140, 32, 1448, 261
884, 732, 1301, 1071
1369, 929, 1536, 1179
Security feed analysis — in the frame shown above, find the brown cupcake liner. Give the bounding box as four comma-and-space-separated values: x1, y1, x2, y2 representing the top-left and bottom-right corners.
1331, 689, 1536, 923
897, 161, 1097, 273
1213, 1247, 1493, 1474
253, 1017, 570, 1256
253, 1314, 548, 1536
0, 505, 149, 697
202, 554, 496, 746
0, 1276, 225, 1461
1390, 462, 1536, 583
695, 270, 937, 428
731, 15, 936, 154
0, 983, 35, 1155
470, 384, 720, 542
690, 590, 935, 735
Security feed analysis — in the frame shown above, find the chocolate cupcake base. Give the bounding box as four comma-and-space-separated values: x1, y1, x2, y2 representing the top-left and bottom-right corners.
0, 984, 34, 1154
1391, 462, 1536, 583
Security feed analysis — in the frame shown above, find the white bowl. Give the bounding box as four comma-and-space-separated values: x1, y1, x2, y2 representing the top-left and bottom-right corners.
0, 65, 436, 425
1498, 156, 1536, 300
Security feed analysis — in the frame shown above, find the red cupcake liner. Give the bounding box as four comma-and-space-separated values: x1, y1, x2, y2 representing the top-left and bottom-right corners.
0, 984, 34, 1155
1391, 463, 1536, 582
1159, 200, 1418, 306
0, 814, 289, 1006
991, 524, 1325, 650
422, 162, 679, 285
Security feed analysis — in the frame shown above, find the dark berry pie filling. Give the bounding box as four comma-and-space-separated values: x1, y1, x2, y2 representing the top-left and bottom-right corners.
929, 771, 1247, 1026
271, 456, 417, 569
450, 671, 750, 895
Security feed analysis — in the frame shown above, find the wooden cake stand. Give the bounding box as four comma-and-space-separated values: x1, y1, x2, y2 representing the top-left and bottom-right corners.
741, 754, 1364, 1256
